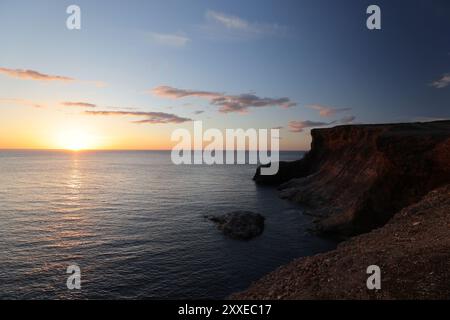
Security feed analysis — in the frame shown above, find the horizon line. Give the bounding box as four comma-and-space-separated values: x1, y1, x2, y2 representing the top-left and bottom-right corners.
0, 148, 308, 152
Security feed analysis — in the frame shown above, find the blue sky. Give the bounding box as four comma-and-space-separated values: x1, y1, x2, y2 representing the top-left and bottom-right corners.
0, 0, 449, 150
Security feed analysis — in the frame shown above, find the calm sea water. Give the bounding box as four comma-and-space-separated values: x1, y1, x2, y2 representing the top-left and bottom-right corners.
0, 150, 335, 299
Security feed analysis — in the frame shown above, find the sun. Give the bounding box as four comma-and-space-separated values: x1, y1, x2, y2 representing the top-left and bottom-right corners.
57, 129, 97, 151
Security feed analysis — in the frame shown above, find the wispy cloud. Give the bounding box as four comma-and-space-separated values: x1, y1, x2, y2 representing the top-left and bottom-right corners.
0, 98, 47, 108
288, 120, 332, 133
193, 110, 205, 115
413, 116, 450, 122
206, 10, 250, 30
339, 115, 356, 124
430, 73, 450, 89
0, 67, 74, 82
213, 94, 296, 113
203, 10, 288, 40
307, 104, 352, 117
146, 32, 190, 47
152, 86, 220, 99
151, 85, 296, 114
61, 101, 141, 112
0, 67, 106, 87
61, 101, 97, 108
85, 110, 192, 124
289, 115, 356, 133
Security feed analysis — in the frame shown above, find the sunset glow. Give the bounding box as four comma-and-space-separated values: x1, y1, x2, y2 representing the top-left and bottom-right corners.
0, 1, 448, 152
0, 0, 449, 303
57, 129, 97, 151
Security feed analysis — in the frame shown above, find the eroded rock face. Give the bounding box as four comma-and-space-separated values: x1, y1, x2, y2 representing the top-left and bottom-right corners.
207, 211, 265, 240
254, 121, 450, 236
253, 159, 311, 185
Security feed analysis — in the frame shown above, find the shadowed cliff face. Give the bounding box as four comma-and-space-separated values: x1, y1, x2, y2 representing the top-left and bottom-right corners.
254, 121, 450, 236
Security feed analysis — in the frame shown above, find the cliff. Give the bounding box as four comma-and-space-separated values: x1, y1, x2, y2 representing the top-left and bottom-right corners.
236, 120, 450, 299
254, 120, 450, 236
231, 184, 450, 299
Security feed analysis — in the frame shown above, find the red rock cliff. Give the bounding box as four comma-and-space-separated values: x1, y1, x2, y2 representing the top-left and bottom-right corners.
254, 120, 450, 236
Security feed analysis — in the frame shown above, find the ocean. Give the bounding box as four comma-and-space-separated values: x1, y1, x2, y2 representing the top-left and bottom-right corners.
0, 150, 336, 299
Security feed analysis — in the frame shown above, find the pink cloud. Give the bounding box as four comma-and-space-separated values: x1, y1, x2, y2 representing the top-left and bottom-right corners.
0, 67, 74, 82
151, 85, 296, 114
288, 120, 332, 133
307, 104, 352, 117
85, 110, 192, 124
61, 101, 97, 108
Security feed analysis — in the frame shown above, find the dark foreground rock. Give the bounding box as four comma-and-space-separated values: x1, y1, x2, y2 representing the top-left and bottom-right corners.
255, 120, 450, 236
253, 159, 310, 185
207, 211, 265, 240
231, 185, 450, 299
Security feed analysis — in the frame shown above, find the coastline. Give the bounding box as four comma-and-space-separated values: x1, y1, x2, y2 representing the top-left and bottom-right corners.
232, 185, 450, 299
233, 120, 450, 299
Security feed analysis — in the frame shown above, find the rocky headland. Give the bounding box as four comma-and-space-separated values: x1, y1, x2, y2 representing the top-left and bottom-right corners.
234, 120, 450, 299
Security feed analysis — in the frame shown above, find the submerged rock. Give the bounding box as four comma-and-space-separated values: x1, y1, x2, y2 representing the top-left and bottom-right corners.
207, 211, 265, 240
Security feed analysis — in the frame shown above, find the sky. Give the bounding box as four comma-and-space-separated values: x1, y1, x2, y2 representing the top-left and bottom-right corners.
0, 0, 449, 150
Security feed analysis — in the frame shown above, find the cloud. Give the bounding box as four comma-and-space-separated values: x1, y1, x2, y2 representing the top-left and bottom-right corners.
193, 110, 205, 115
288, 120, 332, 133
307, 104, 352, 117
61, 101, 97, 108
85, 110, 192, 124
0, 67, 74, 82
61, 101, 140, 112
339, 115, 356, 124
151, 85, 296, 114
203, 10, 288, 39
206, 10, 250, 30
430, 73, 450, 89
0, 98, 47, 108
0, 67, 106, 87
214, 94, 296, 113
151, 86, 221, 99
288, 115, 356, 132
146, 32, 190, 47
413, 116, 450, 122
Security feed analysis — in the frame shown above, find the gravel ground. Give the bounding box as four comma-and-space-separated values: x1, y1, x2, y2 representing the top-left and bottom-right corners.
231, 185, 450, 300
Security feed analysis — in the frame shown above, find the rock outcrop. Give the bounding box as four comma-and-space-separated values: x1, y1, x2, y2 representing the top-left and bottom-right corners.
254, 120, 450, 236
231, 184, 450, 300
207, 211, 265, 240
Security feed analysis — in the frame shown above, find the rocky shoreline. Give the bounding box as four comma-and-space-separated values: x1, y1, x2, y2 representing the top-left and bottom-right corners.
233, 120, 450, 299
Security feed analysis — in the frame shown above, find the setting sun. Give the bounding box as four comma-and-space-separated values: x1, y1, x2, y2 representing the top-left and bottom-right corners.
57, 129, 97, 151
